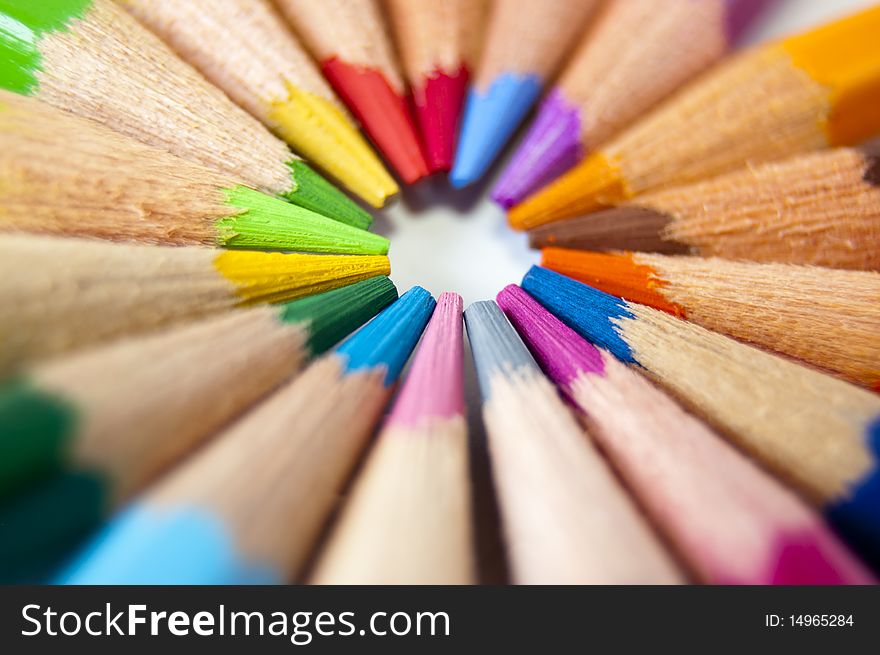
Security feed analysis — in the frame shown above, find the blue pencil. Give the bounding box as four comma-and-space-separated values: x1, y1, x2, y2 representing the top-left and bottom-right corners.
449, 0, 599, 188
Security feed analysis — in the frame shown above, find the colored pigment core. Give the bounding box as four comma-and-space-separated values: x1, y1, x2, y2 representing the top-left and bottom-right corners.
277, 276, 398, 356
497, 285, 604, 388
220, 185, 389, 254
541, 250, 685, 317
862, 149, 880, 187
282, 160, 372, 230
720, 531, 852, 585
0, 377, 77, 498
387, 292, 464, 428
336, 286, 435, 386
782, 6, 880, 146
463, 301, 540, 402
0, 470, 106, 583
268, 84, 397, 209
492, 87, 584, 208
0, 0, 91, 94
322, 57, 429, 184
826, 416, 880, 571
57, 504, 280, 584
415, 66, 469, 172
508, 152, 631, 230
724, 0, 772, 43
213, 251, 389, 305
521, 266, 637, 365
450, 73, 543, 188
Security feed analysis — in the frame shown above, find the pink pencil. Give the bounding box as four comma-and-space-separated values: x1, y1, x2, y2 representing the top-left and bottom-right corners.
498, 284, 874, 584
312, 293, 474, 584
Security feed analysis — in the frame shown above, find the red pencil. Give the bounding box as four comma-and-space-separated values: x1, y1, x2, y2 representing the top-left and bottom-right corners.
385, 0, 488, 172
277, 0, 430, 183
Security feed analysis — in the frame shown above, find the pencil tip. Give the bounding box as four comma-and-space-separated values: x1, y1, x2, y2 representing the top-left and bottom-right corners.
496, 284, 605, 385
321, 58, 430, 184
521, 266, 637, 365
220, 186, 389, 254
336, 286, 435, 386
284, 161, 373, 230
415, 67, 470, 173
492, 88, 584, 208
278, 277, 398, 356
464, 301, 538, 398
508, 152, 629, 230
450, 73, 543, 188
387, 291, 464, 426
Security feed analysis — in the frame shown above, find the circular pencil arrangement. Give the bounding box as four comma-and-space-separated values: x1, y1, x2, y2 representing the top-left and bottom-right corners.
0, 0, 878, 586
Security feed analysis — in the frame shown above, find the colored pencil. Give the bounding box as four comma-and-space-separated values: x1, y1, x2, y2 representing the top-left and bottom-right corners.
385, 0, 488, 172
499, 284, 874, 584
0, 91, 387, 253
56, 287, 434, 584
522, 266, 880, 570
275, 0, 429, 184
0, 277, 397, 583
509, 6, 880, 229
541, 248, 880, 389
492, 0, 771, 208
118, 0, 397, 208
463, 301, 681, 584
0, 234, 389, 376
450, 0, 600, 188
313, 293, 473, 584
0, 0, 371, 227
528, 146, 880, 270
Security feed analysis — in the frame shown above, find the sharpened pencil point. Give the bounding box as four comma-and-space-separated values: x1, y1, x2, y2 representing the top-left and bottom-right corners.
450, 74, 543, 188
416, 68, 470, 173
322, 58, 430, 184
493, 88, 584, 208
521, 266, 637, 365
337, 287, 435, 386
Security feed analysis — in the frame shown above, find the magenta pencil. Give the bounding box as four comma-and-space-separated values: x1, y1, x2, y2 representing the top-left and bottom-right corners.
493, 0, 771, 207
313, 293, 474, 584
498, 284, 874, 585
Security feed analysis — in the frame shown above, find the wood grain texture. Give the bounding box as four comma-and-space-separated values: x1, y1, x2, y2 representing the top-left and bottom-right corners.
33, 308, 306, 503
150, 357, 390, 579
0, 91, 237, 245
39, 0, 295, 194
385, 0, 486, 79
276, 0, 404, 91
475, 0, 599, 88
561, 0, 728, 147
312, 418, 473, 583
545, 249, 880, 387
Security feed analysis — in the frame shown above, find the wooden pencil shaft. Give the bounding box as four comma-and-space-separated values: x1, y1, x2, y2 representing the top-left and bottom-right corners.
25, 0, 296, 194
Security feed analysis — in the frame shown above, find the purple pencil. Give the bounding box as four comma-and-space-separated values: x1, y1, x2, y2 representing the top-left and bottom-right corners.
492, 0, 771, 208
